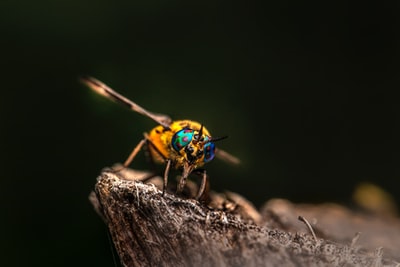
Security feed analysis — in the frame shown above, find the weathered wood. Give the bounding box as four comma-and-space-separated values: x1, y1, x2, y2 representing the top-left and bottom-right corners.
261, 198, 400, 262
89, 167, 400, 267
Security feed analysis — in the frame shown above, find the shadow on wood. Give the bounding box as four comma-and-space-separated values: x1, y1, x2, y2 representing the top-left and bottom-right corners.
89, 166, 400, 267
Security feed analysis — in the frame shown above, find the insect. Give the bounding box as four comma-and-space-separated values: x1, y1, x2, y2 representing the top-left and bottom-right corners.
81, 76, 240, 200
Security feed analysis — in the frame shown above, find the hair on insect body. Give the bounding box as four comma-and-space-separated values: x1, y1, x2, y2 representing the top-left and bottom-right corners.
81, 76, 240, 200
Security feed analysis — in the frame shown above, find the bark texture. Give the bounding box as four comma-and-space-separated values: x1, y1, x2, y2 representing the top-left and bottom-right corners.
89, 166, 400, 267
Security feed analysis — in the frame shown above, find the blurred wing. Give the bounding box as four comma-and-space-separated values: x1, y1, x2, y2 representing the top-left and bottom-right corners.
81, 76, 172, 128
215, 148, 241, 165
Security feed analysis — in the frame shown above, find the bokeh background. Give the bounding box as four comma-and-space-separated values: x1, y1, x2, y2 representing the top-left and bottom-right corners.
1, 1, 399, 266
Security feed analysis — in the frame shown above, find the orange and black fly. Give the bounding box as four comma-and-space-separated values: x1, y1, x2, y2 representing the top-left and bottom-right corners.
81, 76, 239, 200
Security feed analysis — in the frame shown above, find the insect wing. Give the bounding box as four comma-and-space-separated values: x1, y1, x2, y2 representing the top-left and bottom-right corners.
81, 76, 172, 128
215, 148, 240, 165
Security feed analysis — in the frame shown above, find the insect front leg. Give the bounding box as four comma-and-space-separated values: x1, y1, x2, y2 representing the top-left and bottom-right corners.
194, 169, 209, 202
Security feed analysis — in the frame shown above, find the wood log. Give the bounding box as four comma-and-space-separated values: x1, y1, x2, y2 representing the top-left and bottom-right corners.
89, 166, 400, 267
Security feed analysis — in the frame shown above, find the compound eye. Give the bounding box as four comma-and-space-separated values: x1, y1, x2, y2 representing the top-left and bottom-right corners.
172, 129, 194, 152
203, 142, 215, 163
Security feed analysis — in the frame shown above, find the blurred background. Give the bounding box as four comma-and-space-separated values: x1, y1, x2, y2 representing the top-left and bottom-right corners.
1, 1, 399, 266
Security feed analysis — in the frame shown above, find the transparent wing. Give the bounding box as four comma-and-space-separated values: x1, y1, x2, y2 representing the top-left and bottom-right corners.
215, 148, 241, 165
81, 76, 172, 128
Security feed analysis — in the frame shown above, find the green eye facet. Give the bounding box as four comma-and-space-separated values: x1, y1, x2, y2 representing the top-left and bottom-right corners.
172, 129, 194, 151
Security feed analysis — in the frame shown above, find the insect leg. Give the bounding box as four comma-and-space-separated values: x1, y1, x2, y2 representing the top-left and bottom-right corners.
195, 169, 208, 201
141, 133, 171, 195
123, 139, 147, 167
176, 175, 186, 195
162, 159, 172, 196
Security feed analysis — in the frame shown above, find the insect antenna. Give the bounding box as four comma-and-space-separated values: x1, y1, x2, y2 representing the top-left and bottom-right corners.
195, 124, 204, 142
208, 136, 228, 143
191, 124, 204, 144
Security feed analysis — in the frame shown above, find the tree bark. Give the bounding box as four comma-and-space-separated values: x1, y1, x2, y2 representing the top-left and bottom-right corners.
89, 166, 400, 267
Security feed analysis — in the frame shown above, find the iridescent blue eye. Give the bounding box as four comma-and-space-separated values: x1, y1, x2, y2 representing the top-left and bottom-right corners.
203, 142, 215, 162
172, 129, 194, 151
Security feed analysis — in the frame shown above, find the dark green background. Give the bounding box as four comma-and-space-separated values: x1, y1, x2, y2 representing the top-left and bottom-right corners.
2, 1, 399, 266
